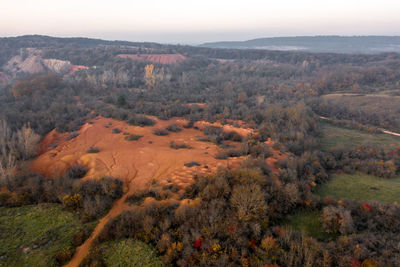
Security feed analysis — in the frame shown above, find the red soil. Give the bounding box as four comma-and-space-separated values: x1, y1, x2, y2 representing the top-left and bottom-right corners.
192, 120, 254, 138
70, 64, 89, 73
264, 138, 287, 186
37, 129, 68, 155
117, 54, 186, 64
183, 103, 207, 109
31, 116, 244, 267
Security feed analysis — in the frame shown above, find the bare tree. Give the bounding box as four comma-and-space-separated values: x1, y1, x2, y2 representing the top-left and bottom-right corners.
230, 184, 267, 221
0, 153, 16, 184
15, 124, 40, 160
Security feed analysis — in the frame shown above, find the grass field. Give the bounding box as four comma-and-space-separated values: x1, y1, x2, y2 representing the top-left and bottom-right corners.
0, 204, 95, 267
98, 239, 163, 267
316, 173, 400, 203
285, 211, 332, 241
319, 121, 400, 151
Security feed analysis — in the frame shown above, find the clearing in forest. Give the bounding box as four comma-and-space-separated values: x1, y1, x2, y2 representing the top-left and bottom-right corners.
31, 116, 249, 267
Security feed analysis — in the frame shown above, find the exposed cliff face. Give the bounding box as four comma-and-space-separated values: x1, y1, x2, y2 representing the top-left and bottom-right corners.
42, 59, 71, 74
5, 55, 45, 74
3, 48, 88, 75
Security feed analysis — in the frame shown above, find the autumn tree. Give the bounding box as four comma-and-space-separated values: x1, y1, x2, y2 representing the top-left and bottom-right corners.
145, 64, 155, 87
230, 183, 267, 221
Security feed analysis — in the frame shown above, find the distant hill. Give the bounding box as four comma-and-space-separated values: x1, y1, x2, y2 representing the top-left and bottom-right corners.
201, 36, 400, 54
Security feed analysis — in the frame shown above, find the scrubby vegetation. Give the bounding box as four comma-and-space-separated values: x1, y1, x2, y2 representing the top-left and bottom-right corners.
2, 35, 400, 266
66, 163, 88, 179
0, 173, 123, 221
96, 164, 400, 266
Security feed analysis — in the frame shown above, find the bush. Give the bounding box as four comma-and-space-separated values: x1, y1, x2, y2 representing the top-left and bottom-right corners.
223, 131, 243, 142
169, 141, 191, 149
321, 206, 354, 235
166, 123, 182, 132
125, 134, 143, 141
152, 129, 169, 136
112, 128, 121, 134
184, 161, 200, 167
66, 164, 88, 179
87, 146, 100, 153
127, 115, 155, 127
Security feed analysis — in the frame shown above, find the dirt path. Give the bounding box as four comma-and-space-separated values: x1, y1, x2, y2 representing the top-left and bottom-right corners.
65, 188, 134, 267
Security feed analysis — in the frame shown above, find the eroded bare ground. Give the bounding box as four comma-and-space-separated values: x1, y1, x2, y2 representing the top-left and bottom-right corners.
31, 116, 249, 267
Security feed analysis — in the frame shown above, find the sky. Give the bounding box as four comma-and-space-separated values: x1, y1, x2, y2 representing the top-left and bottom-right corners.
1, 0, 400, 44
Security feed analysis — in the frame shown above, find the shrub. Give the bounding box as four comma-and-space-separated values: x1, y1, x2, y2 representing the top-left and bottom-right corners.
184, 161, 200, 167
321, 206, 354, 235
152, 129, 169, 136
87, 146, 100, 153
215, 148, 244, 159
170, 141, 191, 149
63, 193, 82, 210
66, 164, 88, 179
125, 134, 143, 141
54, 249, 73, 265
112, 128, 121, 134
166, 123, 182, 132
223, 131, 243, 142
127, 115, 155, 127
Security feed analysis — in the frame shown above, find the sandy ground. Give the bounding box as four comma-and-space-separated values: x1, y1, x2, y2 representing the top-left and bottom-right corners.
31, 116, 246, 267
117, 54, 186, 64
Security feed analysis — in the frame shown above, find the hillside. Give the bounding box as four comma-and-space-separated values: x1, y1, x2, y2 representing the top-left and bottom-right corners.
1, 35, 400, 267
201, 35, 400, 54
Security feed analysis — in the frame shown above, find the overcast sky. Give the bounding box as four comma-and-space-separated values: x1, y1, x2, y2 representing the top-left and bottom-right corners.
1, 0, 400, 44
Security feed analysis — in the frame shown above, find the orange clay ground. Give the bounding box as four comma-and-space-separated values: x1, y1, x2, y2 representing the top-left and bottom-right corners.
31, 116, 254, 267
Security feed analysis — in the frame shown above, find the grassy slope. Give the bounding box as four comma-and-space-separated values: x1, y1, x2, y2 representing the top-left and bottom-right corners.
0, 204, 95, 267
287, 173, 400, 240
285, 211, 332, 241
316, 173, 400, 203
319, 121, 400, 151
99, 239, 164, 267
